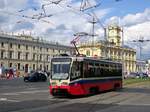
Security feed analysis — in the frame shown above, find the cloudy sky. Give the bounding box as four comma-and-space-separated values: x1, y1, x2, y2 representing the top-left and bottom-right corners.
0, 0, 150, 59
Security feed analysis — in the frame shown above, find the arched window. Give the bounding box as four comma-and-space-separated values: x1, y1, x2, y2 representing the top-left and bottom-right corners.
86, 50, 90, 56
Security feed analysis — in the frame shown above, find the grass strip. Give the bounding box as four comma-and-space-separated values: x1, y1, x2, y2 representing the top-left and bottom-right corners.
123, 78, 150, 85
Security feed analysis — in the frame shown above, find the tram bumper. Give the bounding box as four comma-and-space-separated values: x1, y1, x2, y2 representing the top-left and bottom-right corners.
50, 85, 69, 96
50, 84, 85, 96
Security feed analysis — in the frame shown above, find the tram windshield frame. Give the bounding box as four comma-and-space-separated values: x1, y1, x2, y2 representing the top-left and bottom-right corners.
51, 58, 71, 80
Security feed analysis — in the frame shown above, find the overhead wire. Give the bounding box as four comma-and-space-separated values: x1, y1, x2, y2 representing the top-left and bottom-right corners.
0, 10, 54, 25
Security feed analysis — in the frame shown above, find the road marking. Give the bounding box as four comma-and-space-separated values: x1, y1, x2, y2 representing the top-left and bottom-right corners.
0, 98, 20, 102
27, 88, 37, 90
119, 103, 150, 106
18, 90, 48, 94
0, 98, 7, 101
1, 90, 49, 95
3, 93, 20, 95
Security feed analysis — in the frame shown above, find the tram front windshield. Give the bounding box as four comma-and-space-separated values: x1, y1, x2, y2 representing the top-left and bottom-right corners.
51, 59, 71, 80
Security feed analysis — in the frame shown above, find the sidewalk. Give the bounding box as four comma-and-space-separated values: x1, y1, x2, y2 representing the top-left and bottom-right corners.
0, 76, 22, 80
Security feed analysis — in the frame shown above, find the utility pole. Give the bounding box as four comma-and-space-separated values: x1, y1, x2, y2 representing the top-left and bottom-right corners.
88, 16, 97, 56
132, 37, 150, 60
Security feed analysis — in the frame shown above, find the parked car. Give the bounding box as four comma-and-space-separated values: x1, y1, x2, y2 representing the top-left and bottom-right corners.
138, 72, 148, 78
24, 71, 47, 82
126, 72, 139, 79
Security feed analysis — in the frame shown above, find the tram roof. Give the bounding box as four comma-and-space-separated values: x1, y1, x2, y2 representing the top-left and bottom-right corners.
52, 56, 122, 64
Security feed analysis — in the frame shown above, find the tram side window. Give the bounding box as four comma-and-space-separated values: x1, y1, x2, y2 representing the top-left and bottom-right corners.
100, 64, 104, 77
83, 62, 88, 78
117, 64, 122, 76
83, 62, 94, 78
110, 63, 122, 76
119, 64, 122, 74
114, 64, 119, 76
95, 63, 101, 77
111, 64, 117, 76
71, 61, 83, 80
104, 64, 110, 77
88, 63, 94, 77
105, 64, 110, 77
100, 63, 116, 77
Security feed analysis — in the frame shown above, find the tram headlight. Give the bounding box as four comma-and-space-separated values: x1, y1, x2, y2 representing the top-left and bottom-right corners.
51, 82, 57, 86
61, 82, 68, 85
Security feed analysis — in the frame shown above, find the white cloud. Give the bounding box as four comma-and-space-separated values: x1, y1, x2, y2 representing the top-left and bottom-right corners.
105, 16, 120, 26
124, 21, 150, 41
0, 0, 112, 45
5, 0, 28, 9
0, 0, 6, 9
122, 8, 150, 26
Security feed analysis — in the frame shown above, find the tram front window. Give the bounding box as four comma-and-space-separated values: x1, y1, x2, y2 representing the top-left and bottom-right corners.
51, 62, 70, 80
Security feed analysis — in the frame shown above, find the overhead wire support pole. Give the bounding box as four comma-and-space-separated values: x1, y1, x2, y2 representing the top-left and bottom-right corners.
132, 37, 150, 60
88, 16, 97, 56
79, 0, 108, 58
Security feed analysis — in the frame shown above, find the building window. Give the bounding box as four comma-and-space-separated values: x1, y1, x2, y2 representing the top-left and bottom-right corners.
26, 45, 28, 50
33, 46, 35, 50
53, 49, 55, 53
33, 53, 36, 60
9, 43, 13, 48
40, 47, 42, 51
1, 51, 4, 59
10, 51, 13, 59
46, 65, 48, 71
117, 39, 120, 44
40, 64, 42, 70
86, 50, 90, 56
18, 52, 21, 60
59, 50, 61, 53
18, 44, 20, 49
9, 63, 12, 67
111, 39, 114, 43
47, 48, 48, 52
47, 55, 49, 61
9, 51, 13, 59
33, 64, 35, 70
1, 42, 4, 48
25, 52, 29, 60
39, 54, 42, 61
18, 63, 20, 70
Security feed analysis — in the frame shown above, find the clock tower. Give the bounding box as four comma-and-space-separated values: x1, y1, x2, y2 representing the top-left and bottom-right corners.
107, 24, 122, 47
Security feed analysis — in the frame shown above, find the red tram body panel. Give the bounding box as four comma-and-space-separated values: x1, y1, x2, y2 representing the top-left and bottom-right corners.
49, 56, 122, 96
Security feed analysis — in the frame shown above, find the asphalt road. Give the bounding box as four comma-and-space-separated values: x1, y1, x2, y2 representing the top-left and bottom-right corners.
0, 78, 150, 112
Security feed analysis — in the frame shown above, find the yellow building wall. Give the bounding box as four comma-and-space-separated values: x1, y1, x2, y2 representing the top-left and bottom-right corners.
78, 42, 136, 74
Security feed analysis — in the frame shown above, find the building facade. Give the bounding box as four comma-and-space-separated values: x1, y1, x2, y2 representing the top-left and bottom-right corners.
0, 33, 74, 76
136, 60, 147, 73
78, 25, 136, 74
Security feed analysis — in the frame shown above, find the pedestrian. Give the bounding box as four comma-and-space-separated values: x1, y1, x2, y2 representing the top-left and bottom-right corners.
8, 69, 14, 79
13, 68, 16, 78
16, 69, 19, 77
